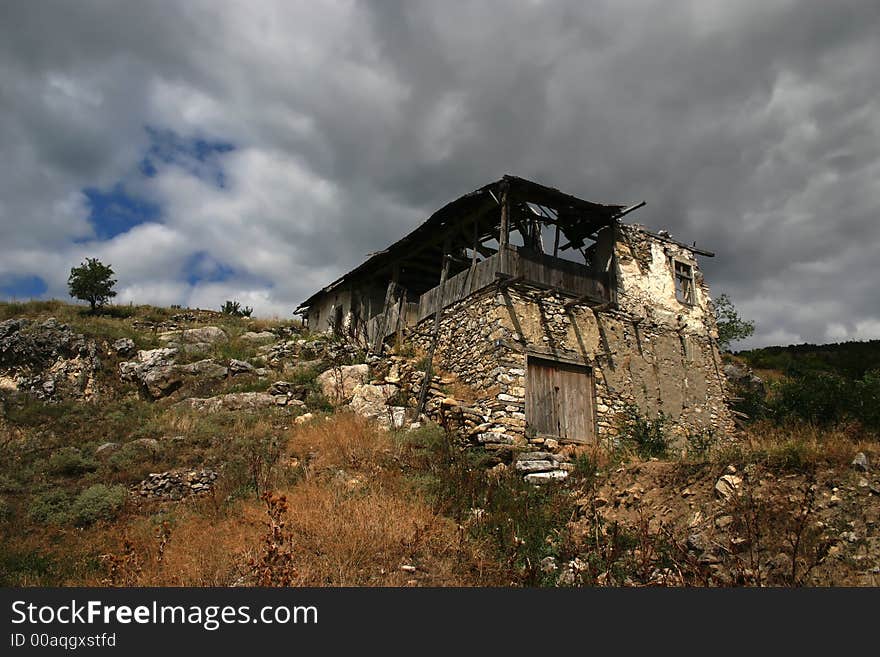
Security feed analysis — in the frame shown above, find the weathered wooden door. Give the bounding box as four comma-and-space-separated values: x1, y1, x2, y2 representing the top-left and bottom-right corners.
526, 357, 595, 444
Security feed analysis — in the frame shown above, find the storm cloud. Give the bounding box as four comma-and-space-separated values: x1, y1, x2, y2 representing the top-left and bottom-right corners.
1, 0, 878, 347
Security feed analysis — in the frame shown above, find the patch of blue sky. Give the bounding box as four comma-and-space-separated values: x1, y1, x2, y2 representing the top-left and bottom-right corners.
0, 274, 48, 299
183, 251, 237, 286
82, 184, 161, 241
142, 126, 235, 188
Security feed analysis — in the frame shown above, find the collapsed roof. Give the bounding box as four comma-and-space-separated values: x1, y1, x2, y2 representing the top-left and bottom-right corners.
297, 175, 633, 312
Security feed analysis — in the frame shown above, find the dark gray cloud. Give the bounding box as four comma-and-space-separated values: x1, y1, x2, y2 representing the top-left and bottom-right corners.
0, 0, 878, 346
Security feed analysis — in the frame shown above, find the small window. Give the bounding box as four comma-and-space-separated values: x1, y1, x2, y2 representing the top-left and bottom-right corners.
674, 260, 695, 304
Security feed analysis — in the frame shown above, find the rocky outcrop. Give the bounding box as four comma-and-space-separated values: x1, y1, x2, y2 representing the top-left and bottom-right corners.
157, 326, 227, 345
239, 331, 276, 343
177, 391, 300, 412
119, 348, 180, 399
119, 350, 227, 399
0, 317, 101, 401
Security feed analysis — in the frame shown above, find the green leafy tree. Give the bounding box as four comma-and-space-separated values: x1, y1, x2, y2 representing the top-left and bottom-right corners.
68, 258, 117, 312
714, 293, 755, 351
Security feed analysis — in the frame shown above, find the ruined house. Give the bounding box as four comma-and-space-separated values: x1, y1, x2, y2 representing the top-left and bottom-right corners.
296, 175, 733, 446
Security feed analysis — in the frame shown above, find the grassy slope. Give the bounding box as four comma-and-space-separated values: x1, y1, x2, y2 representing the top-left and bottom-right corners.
1, 301, 878, 586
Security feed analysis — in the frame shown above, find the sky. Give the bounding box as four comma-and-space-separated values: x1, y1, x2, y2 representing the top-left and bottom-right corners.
0, 0, 878, 349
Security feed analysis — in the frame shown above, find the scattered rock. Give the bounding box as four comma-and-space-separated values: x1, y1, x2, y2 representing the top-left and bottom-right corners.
852, 452, 869, 472
228, 359, 255, 375
524, 470, 569, 484
294, 412, 315, 424
714, 474, 743, 501
95, 442, 120, 459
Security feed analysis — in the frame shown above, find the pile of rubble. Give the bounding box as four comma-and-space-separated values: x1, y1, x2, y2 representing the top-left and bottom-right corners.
136, 469, 218, 500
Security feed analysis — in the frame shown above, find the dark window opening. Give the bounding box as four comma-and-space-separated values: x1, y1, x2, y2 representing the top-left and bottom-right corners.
674, 260, 695, 304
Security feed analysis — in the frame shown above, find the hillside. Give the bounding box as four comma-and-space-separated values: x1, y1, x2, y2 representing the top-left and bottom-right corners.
737, 340, 880, 379
1, 300, 878, 586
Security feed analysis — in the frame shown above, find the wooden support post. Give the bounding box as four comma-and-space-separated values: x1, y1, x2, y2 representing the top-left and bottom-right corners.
553, 223, 561, 258
498, 182, 510, 250
471, 217, 479, 268
417, 238, 451, 417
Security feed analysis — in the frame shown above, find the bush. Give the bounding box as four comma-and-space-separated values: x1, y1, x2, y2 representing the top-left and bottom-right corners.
404, 422, 577, 586
0, 497, 10, 522
221, 300, 253, 317
69, 484, 128, 526
618, 405, 671, 458
47, 447, 97, 476
28, 489, 72, 524
769, 374, 850, 426
685, 429, 716, 460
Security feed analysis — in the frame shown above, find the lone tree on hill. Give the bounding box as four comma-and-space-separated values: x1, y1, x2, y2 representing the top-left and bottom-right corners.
714, 293, 755, 351
68, 258, 117, 313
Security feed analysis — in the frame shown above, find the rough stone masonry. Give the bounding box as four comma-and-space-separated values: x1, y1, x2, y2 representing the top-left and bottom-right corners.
409, 224, 734, 450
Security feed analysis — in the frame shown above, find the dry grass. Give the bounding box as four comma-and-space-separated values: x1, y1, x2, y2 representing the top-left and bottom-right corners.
737, 420, 870, 471
77, 414, 487, 587
288, 412, 396, 474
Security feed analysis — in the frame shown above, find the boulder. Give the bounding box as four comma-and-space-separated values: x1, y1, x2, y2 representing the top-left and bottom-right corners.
723, 362, 765, 397
294, 412, 315, 425
239, 331, 276, 343
157, 326, 227, 345
176, 359, 228, 379
141, 365, 183, 399
350, 383, 396, 413
120, 351, 228, 399
317, 364, 370, 404
852, 452, 869, 472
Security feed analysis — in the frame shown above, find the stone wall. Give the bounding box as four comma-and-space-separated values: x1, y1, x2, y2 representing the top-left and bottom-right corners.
408, 225, 734, 450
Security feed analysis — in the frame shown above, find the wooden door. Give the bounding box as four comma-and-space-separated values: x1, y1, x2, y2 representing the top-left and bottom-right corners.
526, 357, 595, 444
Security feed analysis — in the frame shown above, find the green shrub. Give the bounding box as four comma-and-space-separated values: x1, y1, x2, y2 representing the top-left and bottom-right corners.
47, 447, 97, 476
618, 405, 671, 458
0, 474, 24, 494
403, 422, 577, 586
305, 390, 333, 413
685, 428, 716, 460
0, 497, 11, 522
28, 489, 72, 524
69, 484, 128, 526
572, 452, 598, 484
